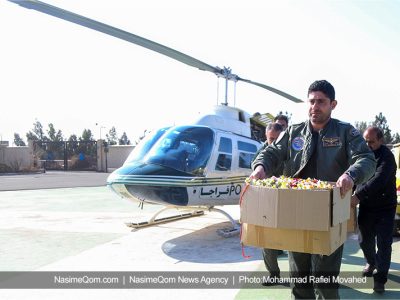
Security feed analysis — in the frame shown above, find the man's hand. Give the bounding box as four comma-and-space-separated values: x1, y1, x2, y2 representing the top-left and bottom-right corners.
351, 194, 360, 208
249, 165, 266, 180
336, 173, 354, 198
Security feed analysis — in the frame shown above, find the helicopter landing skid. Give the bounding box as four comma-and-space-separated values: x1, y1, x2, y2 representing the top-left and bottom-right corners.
215, 227, 240, 238
126, 207, 205, 229
208, 207, 240, 238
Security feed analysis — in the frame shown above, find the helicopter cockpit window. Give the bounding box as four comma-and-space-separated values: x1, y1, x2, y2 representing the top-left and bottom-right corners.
238, 141, 258, 169
145, 126, 214, 176
124, 127, 170, 164
218, 137, 232, 153
215, 137, 232, 171
238, 141, 257, 153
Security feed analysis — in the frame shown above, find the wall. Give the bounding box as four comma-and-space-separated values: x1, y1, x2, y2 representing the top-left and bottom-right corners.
0, 145, 33, 172
107, 144, 135, 172
97, 142, 135, 172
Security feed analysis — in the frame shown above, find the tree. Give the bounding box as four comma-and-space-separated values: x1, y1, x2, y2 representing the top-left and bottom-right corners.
47, 123, 63, 142
68, 134, 78, 143
119, 132, 131, 145
78, 129, 96, 157
373, 112, 392, 144
13, 133, 26, 146
392, 132, 400, 144
355, 112, 400, 144
80, 129, 94, 141
43, 123, 64, 159
67, 134, 79, 156
33, 120, 45, 140
26, 131, 38, 142
354, 121, 369, 136
26, 119, 47, 141
106, 126, 118, 145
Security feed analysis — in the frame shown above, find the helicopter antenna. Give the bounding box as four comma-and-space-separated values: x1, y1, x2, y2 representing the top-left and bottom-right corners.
224, 77, 228, 106
8, 0, 303, 105
234, 81, 237, 108
216, 78, 220, 106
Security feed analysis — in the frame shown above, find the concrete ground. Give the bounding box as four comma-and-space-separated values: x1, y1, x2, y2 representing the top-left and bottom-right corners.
0, 172, 399, 299
0, 171, 109, 191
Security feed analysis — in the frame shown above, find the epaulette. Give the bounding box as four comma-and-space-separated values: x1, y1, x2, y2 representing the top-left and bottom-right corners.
290, 120, 307, 128
336, 119, 351, 126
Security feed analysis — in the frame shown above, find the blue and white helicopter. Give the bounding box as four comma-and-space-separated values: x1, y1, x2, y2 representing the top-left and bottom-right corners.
10, 0, 302, 236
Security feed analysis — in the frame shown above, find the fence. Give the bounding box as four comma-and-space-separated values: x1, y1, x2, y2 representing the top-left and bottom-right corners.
33, 141, 98, 171
0, 141, 135, 173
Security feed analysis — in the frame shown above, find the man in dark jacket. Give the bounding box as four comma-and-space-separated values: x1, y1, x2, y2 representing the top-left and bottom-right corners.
351, 126, 397, 294
255, 122, 285, 285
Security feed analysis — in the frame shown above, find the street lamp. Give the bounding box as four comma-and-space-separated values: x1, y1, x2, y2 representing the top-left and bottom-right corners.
95, 123, 107, 172
95, 123, 106, 140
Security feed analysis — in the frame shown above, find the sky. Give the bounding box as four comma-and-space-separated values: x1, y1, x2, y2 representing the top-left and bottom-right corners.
1, 0, 400, 145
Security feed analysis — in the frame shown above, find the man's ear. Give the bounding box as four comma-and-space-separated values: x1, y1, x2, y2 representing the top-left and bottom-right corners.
331, 99, 338, 110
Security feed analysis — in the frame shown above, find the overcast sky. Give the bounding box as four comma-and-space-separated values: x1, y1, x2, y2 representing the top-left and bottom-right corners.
1, 0, 399, 144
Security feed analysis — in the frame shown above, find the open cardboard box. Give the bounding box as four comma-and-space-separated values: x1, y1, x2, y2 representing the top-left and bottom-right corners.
240, 185, 351, 231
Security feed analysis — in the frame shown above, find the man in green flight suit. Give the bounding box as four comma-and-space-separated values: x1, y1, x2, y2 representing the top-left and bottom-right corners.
250, 80, 376, 299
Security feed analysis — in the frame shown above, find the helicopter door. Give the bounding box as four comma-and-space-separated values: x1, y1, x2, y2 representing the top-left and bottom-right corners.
214, 136, 233, 172
237, 139, 259, 172
208, 133, 260, 178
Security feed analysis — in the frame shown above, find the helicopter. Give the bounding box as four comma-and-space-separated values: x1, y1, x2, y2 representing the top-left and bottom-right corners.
9, 0, 303, 236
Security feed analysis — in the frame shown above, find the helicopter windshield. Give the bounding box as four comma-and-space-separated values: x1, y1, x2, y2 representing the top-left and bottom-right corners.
124, 127, 170, 164
145, 126, 214, 176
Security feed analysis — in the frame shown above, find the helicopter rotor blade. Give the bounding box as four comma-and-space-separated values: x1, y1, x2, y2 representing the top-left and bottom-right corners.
8, 0, 303, 103
8, 0, 221, 74
238, 77, 303, 103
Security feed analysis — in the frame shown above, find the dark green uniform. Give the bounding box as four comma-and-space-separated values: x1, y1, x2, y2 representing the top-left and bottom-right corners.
252, 118, 376, 299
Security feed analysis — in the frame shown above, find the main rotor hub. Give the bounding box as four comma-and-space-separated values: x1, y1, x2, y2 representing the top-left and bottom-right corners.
215, 66, 238, 82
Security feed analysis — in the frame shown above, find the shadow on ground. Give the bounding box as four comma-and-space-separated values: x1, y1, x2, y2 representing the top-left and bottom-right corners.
161, 221, 262, 263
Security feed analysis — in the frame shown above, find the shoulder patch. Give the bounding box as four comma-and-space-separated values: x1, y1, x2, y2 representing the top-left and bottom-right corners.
292, 136, 305, 151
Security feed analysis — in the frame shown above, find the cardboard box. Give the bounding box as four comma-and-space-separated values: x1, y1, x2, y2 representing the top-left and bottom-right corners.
241, 222, 347, 255
347, 206, 357, 233
240, 185, 350, 231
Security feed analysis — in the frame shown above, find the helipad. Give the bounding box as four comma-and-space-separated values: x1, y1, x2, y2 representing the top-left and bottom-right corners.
0, 172, 399, 299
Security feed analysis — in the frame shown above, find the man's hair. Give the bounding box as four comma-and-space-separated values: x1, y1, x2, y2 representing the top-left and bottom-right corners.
308, 80, 335, 101
366, 126, 384, 140
274, 114, 288, 124
267, 122, 283, 132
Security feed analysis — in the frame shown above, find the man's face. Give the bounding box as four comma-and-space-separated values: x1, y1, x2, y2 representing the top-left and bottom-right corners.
363, 129, 383, 151
275, 120, 288, 130
266, 129, 281, 145
307, 91, 337, 126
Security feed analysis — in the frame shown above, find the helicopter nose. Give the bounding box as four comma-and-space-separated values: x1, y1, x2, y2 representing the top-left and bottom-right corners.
107, 163, 191, 206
